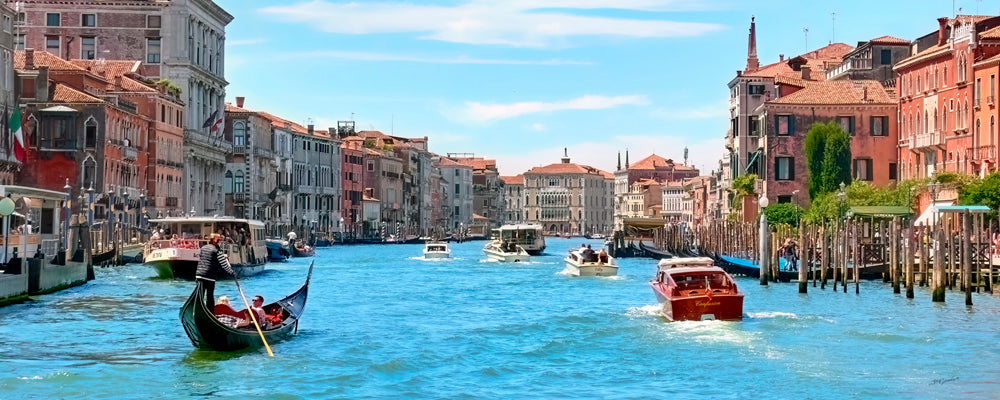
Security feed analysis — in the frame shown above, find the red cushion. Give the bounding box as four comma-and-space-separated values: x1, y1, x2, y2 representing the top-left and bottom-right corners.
213, 304, 243, 318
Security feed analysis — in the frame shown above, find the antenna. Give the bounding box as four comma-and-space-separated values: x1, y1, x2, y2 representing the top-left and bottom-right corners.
803, 27, 809, 51
830, 11, 836, 44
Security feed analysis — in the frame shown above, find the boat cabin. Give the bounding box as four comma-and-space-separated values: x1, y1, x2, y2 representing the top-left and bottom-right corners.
147, 217, 267, 265
426, 244, 447, 252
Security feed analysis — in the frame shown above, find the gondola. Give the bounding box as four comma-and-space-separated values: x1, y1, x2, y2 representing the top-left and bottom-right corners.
179, 261, 314, 351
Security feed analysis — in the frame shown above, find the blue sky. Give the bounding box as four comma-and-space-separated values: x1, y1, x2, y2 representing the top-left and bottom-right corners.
219, 0, 993, 176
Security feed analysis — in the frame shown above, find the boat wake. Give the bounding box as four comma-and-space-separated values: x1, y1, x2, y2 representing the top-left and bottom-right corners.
746, 311, 834, 323
407, 256, 455, 262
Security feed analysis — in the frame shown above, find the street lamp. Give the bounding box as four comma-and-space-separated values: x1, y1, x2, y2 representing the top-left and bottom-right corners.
86, 183, 95, 226
63, 179, 71, 252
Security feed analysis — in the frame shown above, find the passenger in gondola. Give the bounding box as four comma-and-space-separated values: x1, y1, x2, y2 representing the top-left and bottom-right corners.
246, 295, 266, 327
266, 305, 285, 327
196, 233, 236, 310
213, 296, 247, 328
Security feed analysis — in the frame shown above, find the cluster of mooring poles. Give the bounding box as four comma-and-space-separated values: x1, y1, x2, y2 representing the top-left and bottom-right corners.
649, 210, 995, 305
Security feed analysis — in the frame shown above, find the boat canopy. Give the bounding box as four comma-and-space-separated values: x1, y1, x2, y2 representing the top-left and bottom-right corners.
657, 257, 715, 268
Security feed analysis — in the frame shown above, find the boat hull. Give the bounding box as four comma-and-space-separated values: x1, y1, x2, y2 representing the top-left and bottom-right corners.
565, 263, 619, 277
145, 248, 264, 280
483, 249, 529, 262
650, 283, 743, 321
423, 251, 451, 259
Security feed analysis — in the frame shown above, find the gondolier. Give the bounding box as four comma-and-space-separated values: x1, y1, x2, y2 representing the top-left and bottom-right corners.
196, 233, 236, 309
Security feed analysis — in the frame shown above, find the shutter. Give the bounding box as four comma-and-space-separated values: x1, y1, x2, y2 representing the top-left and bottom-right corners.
790, 157, 795, 180
852, 159, 858, 179
789, 116, 796, 136
774, 115, 780, 136
774, 157, 780, 181
866, 159, 873, 181
869, 116, 875, 136
849, 116, 855, 135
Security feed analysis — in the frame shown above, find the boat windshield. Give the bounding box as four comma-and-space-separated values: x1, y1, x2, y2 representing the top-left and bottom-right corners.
670, 272, 731, 290
428, 245, 446, 251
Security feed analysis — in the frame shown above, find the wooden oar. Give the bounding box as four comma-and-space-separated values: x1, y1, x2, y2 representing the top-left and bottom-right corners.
225, 255, 274, 357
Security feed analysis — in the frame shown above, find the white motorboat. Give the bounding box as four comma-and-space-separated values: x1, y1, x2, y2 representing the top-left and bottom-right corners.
492, 224, 546, 255
144, 217, 267, 279
483, 240, 530, 262
564, 246, 618, 276
423, 242, 451, 259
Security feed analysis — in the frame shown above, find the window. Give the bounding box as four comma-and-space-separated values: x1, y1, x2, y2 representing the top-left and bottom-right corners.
776, 115, 794, 136
454, 206, 460, 217
146, 38, 161, 63
80, 37, 95, 59
880, 49, 891, 65
870, 116, 888, 136
976, 78, 982, 104
777, 195, 792, 204
749, 118, 759, 136
454, 184, 459, 194
225, 171, 233, 193
45, 35, 59, 55
234, 171, 245, 193
775, 156, 794, 180
233, 123, 245, 146
81, 14, 95, 27
85, 120, 97, 148
46, 13, 59, 26
853, 158, 873, 181
992, 74, 996, 104
748, 84, 765, 95
367, 160, 374, 172
147, 15, 161, 28
889, 163, 898, 180
14, 34, 23, 50
837, 116, 855, 135
20, 77, 34, 98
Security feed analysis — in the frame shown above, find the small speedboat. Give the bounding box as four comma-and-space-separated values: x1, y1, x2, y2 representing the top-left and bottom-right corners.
423, 242, 451, 259
265, 238, 290, 262
482, 240, 529, 262
564, 246, 617, 276
649, 257, 743, 322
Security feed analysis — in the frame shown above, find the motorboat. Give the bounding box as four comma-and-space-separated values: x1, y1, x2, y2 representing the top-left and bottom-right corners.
649, 257, 743, 322
482, 240, 530, 263
265, 238, 290, 262
585, 233, 606, 240
564, 246, 618, 276
423, 242, 451, 259
491, 224, 546, 255
144, 217, 267, 279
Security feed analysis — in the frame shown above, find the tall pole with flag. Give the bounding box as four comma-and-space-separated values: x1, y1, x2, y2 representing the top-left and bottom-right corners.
9, 105, 24, 164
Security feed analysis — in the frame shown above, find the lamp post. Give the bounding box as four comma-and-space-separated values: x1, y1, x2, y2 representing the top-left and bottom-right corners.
139, 190, 146, 232
121, 188, 129, 244
107, 188, 115, 251
758, 193, 770, 286
86, 184, 94, 227
63, 179, 71, 253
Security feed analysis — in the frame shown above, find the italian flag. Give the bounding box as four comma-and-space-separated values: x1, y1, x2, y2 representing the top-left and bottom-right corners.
9, 106, 23, 163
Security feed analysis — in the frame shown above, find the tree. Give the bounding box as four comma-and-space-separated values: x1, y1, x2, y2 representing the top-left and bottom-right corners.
803, 122, 852, 199
762, 203, 804, 226
959, 172, 1000, 218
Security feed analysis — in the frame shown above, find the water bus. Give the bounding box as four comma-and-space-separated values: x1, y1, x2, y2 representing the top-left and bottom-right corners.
144, 217, 267, 279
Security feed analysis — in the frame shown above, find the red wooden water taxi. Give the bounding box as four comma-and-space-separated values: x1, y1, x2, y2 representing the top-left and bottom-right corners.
649, 257, 744, 322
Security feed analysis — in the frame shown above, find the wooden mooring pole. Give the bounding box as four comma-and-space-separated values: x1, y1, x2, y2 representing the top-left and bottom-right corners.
799, 221, 807, 293
905, 225, 915, 299
933, 227, 946, 302
963, 212, 972, 306
759, 214, 769, 286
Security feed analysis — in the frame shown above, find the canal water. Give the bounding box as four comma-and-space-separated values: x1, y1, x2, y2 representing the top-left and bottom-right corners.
2, 238, 1000, 399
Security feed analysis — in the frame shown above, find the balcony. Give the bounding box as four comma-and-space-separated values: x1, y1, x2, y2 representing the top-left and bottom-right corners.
321, 186, 338, 196
233, 145, 247, 155
826, 57, 873, 80
254, 146, 273, 158
967, 145, 997, 161
909, 131, 942, 150
232, 192, 248, 202
123, 146, 138, 160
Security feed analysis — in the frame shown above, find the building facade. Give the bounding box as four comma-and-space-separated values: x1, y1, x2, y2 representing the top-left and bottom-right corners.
522, 150, 613, 235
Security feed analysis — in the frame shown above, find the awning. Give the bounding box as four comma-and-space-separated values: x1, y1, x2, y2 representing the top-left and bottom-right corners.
745, 149, 762, 173
848, 206, 913, 218
911, 201, 991, 226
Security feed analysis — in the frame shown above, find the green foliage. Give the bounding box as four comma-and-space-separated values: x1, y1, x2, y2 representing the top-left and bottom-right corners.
729, 173, 757, 210
363, 138, 377, 149
801, 180, 918, 224
155, 78, 182, 97
803, 122, 852, 199
958, 172, 1000, 218
762, 203, 804, 227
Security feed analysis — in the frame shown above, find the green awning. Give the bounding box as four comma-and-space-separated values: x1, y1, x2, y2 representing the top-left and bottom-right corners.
848, 206, 913, 218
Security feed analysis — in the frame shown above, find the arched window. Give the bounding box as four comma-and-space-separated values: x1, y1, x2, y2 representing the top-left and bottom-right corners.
233, 122, 245, 146
925, 110, 929, 134
225, 171, 233, 193
234, 171, 244, 193
85, 118, 97, 148
991, 116, 995, 139
976, 119, 981, 139
934, 108, 938, 131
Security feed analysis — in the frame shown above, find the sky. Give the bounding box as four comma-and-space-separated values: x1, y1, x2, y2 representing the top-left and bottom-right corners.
218, 0, 999, 176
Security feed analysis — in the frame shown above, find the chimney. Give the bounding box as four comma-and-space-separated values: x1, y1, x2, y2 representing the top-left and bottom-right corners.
308, 124, 314, 134
801, 64, 811, 80
236, 96, 245, 108
938, 17, 949, 46
561, 148, 570, 164
746, 16, 760, 72
328, 127, 336, 136
779, 54, 784, 61
25, 48, 34, 70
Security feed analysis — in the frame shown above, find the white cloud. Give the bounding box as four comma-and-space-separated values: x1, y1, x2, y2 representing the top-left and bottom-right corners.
260, 1, 724, 48
458, 94, 649, 122
531, 123, 546, 131
292, 50, 592, 65
493, 134, 723, 176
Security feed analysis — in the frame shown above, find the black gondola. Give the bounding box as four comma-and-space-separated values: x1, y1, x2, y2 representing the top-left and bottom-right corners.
179, 261, 314, 350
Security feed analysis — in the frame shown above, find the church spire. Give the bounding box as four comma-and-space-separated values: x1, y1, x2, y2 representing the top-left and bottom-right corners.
746, 16, 760, 73
625, 150, 630, 169
617, 152, 622, 171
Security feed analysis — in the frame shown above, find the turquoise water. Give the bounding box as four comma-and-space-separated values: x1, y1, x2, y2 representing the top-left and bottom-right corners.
2, 237, 1000, 399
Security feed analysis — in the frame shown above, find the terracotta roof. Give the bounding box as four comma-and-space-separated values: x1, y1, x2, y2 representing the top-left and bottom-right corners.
14, 50, 87, 71
71, 60, 139, 79
500, 175, 524, 185
894, 43, 950, 70
636, 178, 659, 187
769, 80, 895, 105
435, 157, 469, 168
526, 162, 610, 177
774, 75, 809, 88
258, 111, 309, 134
868, 35, 910, 45
745, 43, 855, 80
52, 83, 102, 103
981, 25, 1000, 40
449, 157, 496, 171
630, 154, 696, 171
